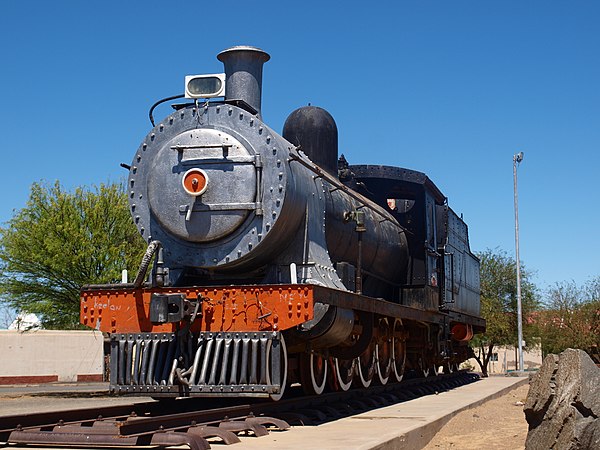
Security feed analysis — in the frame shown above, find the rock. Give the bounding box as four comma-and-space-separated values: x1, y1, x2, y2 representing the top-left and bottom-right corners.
524, 349, 600, 450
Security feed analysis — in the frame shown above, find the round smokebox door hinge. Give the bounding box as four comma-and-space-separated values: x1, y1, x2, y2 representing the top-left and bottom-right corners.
182, 168, 209, 196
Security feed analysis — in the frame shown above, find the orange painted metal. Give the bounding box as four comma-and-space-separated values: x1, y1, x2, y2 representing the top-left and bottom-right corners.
80, 285, 314, 334
450, 323, 473, 342
182, 168, 207, 195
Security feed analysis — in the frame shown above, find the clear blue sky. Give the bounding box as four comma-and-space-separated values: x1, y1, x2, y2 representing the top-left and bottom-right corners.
1, 1, 599, 292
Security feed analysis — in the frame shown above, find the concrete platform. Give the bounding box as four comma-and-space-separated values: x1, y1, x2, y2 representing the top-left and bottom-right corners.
241, 375, 528, 450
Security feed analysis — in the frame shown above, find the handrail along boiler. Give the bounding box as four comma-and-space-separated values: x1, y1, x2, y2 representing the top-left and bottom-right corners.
80, 46, 484, 399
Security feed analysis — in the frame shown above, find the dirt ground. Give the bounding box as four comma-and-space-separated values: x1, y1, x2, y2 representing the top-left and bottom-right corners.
423, 382, 530, 450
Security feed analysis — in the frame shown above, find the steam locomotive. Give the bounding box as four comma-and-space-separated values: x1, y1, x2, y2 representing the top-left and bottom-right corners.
80, 46, 484, 399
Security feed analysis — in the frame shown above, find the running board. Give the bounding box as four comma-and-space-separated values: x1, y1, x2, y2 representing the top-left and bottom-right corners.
109, 331, 283, 397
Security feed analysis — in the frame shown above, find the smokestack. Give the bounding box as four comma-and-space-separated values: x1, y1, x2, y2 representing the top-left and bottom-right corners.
217, 46, 270, 118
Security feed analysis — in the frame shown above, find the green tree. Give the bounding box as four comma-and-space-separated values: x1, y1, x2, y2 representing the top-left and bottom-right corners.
537, 279, 600, 360
0, 181, 146, 329
470, 248, 539, 376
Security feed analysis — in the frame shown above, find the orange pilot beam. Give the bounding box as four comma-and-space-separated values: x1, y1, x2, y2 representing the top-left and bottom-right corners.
80, 284, 315, 334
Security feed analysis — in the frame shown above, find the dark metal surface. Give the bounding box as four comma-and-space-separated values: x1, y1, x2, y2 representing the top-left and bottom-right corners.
110, 331, 283, 398
311, 285, 474, 327
149, 293, 194, 323
1, 397, 291, 449
283, 105, 339, 175
0, 402, 154, 432
217, 46, 270, 118
7, 430, 140, 447
349, 164, 447, 203
341, 162, 482, 318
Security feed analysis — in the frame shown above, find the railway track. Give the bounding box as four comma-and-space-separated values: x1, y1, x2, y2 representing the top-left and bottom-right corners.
0, 372, 480, 449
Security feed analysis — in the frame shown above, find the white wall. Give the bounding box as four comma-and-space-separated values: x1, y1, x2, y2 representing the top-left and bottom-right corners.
464, 345, 543, 374
0, 330, 104, 383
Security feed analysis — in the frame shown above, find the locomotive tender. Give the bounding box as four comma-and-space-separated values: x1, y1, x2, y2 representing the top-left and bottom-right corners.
80, 46, 484, 399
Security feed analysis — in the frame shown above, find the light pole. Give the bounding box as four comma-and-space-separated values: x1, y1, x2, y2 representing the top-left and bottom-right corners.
513, 151, 524, 372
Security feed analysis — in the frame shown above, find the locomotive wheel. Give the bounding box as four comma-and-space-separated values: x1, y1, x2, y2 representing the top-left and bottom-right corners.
375, 343, 392, 385
442, 361, 454, 374
419, 355, 435, 378
332, 358, 354, 392
355, 343, 375, 388
427, 365, 438, 377
265, 336, 288, 401
300, 352, 328, 395
391, 319, 406, 382
375, 318, 392, 385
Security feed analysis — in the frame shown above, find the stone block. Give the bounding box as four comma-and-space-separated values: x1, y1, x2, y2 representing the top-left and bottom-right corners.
524, 349, 600, 450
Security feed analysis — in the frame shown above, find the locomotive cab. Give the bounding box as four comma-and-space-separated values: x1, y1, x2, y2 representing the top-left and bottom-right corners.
342, 165, 479, 315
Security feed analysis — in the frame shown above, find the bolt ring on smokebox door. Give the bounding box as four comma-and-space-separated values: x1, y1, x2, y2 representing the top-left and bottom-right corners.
129, 108, 291, 268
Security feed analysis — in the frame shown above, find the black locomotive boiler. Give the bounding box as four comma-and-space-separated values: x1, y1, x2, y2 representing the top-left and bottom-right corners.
80, 46, 484, 399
